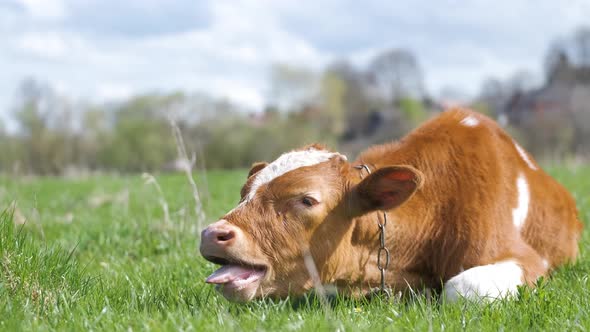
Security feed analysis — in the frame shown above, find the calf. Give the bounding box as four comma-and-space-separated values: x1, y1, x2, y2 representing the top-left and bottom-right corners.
200, 108, 582, 302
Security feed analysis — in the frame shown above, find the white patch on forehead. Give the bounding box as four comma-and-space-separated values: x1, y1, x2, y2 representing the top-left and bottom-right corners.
460, 115, 479, 127
244, 148, 345, 201
512, 173, 530, 231
513, 140, 538, 170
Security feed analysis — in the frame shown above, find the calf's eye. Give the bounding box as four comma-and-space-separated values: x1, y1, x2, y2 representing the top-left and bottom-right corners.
301, 196, 318, 207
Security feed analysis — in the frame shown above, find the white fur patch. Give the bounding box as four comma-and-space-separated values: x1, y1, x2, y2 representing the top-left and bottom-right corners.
513, 141, 538, 170
460, 115, 479, 127
244, 148, 344, 201
512, 174, 530, 230
542, 259, 549, 269
444, 260, 523, 302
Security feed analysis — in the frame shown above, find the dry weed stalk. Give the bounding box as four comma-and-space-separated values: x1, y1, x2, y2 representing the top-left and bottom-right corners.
142, 173, 171, 225
9, 200, 26, 225
168, 116, 206, 233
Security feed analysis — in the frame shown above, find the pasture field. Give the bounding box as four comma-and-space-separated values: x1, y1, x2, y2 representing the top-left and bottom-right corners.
1, 166, 590, 331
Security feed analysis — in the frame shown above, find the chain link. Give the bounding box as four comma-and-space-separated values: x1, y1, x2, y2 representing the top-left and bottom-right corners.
355, 165, 390, 296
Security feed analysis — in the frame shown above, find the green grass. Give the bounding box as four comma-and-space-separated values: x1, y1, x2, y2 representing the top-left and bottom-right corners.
1, 166, 589, 331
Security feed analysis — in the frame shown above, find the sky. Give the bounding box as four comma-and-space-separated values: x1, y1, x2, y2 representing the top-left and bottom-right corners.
1, 0, 589, 120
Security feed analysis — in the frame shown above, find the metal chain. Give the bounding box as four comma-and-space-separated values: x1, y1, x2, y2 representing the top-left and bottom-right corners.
354, 165, 390, 296
377, 212, 390, 294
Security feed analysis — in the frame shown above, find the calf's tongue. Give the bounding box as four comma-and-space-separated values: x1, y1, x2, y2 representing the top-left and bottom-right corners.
206, 265, 263, 284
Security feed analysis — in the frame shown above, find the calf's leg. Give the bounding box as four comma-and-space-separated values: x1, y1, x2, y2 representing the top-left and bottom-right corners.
443, 260, 523, 302
443, 249, 547, 302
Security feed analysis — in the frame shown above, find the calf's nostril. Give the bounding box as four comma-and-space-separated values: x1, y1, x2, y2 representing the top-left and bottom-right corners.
216, 230, 235, 242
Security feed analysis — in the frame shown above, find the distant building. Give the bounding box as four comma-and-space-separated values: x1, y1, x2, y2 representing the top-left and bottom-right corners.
504, 53, 590, 125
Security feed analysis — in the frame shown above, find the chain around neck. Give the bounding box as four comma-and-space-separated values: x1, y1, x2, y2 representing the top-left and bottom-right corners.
354, 164, 391, 297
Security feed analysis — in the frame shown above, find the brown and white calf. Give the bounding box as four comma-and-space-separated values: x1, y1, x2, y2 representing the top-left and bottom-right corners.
200, 108, 582, 302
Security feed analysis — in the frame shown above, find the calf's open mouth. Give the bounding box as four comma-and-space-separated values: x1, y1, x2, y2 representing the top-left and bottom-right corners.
204, 256, 267, 295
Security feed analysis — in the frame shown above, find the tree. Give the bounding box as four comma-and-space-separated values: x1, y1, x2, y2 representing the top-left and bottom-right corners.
367, 49, 424, 103
508, 70, 537, 93
573, 26, 590, 66
268, 64, 318, 111
321, 61, 372, 136
99, 94, 179, 172
11, 78, 74, 174
13, 78, 52, 136
544, 26, 590, 76
319, 71, 346, 135
570, 85, 590, 156
477, 77, 509, 117
544, 40, 568, 80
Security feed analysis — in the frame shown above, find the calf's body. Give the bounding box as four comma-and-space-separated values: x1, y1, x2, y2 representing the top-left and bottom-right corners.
200, 108, 582, 302
349, 109, 581, 299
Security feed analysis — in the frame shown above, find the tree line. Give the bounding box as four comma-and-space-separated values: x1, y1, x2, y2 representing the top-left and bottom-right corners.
1, 26, 589, 175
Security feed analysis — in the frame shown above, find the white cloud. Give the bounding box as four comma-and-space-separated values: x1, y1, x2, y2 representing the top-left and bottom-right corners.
16, 0, 67, 19
17, 32, 68, 58
58, 0, 329, 110
211, 82, 265, 110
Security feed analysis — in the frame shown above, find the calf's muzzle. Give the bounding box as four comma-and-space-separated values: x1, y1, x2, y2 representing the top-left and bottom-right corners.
200, 220, 239, 260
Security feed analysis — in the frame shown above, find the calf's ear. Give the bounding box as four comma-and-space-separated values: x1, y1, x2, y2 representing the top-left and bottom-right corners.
350, 165, 423, 216
247, 162, 268, 178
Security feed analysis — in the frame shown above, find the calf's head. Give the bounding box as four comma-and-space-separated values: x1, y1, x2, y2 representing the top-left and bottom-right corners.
200, 146, 422, 302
